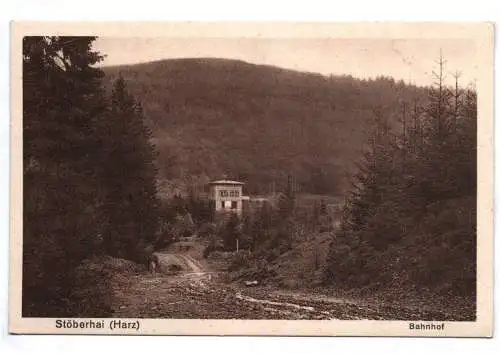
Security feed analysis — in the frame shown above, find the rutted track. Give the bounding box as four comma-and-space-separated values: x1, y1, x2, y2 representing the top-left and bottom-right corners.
111, 246, 464, 320
176, 254, 205, 273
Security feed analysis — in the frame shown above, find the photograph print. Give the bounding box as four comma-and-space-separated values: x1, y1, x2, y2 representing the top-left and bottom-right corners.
10, 22, 494, 336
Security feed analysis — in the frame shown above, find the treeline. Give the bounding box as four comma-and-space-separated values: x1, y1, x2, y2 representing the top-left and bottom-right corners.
23, 37, 159, 317
325, 59, 477, 299
203, 188, 336, 279
202, 195, 296, 264
155, 195, 214, 248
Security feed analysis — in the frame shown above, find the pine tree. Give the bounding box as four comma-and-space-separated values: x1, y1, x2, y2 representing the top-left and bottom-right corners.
100, 75, 160, 262
326, 58, 477, 300
23, 36, 110, 316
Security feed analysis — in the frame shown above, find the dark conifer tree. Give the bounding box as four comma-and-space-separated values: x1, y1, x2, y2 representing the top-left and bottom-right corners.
23, 36, 110, 316
101, 75, 160, 262
326, 58, 477, 301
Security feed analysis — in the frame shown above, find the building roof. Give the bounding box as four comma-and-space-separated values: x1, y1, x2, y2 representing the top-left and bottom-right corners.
209, 180, 245, 185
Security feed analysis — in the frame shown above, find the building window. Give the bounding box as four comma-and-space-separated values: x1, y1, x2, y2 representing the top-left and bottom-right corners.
231, 201, 237, 209
221, 201, 226, 209
220, 190, 228, 197
235, 191, 239, 197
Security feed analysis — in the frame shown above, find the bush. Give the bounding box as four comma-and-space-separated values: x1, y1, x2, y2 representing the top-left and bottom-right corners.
228, 251, 252, 271
69, 257, 114, 317
155, 228, 175, 250
100, 255, 144, 273
203, 237, 225, 258
326, 197, 476, 297
132, 241, 155, 266
172, 213, 196, 238
198, 222, 217, 238
265, 248, 281, 262
23, 256, 115, 318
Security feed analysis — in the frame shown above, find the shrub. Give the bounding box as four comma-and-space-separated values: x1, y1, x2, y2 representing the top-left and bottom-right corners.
69, 257, 113, 317
203, 238, 225, 258
228, 251, 252, 271
198, 222, 217, 238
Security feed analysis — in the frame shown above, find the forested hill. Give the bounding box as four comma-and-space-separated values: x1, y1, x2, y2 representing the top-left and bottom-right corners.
102, 58, 428, 196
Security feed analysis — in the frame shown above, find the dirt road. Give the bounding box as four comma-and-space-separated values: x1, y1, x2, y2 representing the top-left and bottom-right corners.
113, 245, 344, 319
156, 253, 205, 274
111, 241, 465, 320
112, 249, 345, 319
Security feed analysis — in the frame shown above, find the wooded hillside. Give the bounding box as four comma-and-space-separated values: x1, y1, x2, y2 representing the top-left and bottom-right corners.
102, 58, 428, 196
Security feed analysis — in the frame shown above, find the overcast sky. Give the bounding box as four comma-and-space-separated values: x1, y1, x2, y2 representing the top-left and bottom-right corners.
93, 37, 477, 87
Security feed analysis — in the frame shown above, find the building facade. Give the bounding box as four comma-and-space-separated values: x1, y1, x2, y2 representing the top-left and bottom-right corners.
209, 180, 246, 217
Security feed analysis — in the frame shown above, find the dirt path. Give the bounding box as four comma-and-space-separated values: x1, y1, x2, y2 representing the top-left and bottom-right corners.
110, 241, 467, 320
156, 253, 204, 273
177, 254, 204, 273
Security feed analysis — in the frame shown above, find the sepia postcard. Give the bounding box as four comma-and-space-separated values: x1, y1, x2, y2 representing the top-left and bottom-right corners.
9, 21, 494, 336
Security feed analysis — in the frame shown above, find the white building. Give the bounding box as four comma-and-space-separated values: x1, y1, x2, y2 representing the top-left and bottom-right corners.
209, 180, 247, 217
